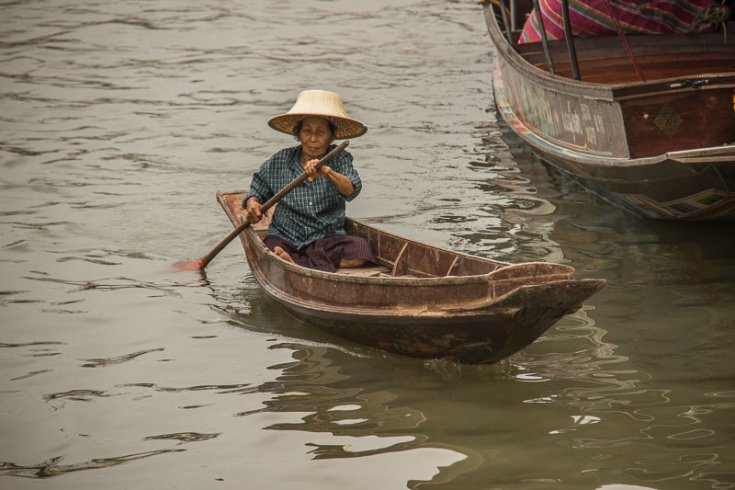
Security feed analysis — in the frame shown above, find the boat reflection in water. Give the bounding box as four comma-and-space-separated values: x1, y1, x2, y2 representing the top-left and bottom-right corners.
218, 293, 709, 489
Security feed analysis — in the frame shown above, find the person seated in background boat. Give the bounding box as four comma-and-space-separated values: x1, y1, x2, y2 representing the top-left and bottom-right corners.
243, 89, 376, 273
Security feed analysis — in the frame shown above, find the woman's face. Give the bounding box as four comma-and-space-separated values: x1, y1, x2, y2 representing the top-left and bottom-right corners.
298, 117, 335, 161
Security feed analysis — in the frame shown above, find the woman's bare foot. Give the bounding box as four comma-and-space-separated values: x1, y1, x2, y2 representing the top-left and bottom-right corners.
274, 246, 295, 264
339, 258, 366, 268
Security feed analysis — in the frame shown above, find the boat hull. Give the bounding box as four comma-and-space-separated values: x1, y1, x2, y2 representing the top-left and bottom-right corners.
271, 279, 602, 364
218, 191, 605, 364
483, 2, 735, 221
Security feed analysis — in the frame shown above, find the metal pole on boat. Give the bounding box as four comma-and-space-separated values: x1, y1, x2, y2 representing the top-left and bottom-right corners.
560, 0, 581, 80
532, 0, 555, 75
499, 0, 514, 44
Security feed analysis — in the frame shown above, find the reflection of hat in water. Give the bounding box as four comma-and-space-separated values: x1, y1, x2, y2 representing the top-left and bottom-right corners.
268, 90, 367, 139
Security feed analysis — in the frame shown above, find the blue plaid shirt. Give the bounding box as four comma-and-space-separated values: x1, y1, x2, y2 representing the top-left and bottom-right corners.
243, 145, 362, 249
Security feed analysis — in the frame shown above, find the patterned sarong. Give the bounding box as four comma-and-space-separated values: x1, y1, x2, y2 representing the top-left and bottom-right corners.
519, 0, 717, 43
263, 234, 376, 273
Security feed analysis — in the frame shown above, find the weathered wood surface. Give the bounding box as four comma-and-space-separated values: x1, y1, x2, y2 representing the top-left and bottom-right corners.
218, 191, 605, 364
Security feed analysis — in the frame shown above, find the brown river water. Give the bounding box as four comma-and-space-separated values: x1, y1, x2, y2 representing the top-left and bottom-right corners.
1, 1, 734, 489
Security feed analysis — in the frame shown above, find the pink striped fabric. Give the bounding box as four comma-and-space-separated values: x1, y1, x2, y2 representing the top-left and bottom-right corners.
519, 0, 717, 43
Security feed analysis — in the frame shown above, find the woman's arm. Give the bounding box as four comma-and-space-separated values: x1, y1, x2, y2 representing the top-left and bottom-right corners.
243, 157, 277, 221
304, 159, 354, 196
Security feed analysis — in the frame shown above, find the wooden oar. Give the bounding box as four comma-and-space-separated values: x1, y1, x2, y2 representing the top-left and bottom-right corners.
173, 140, 350, 271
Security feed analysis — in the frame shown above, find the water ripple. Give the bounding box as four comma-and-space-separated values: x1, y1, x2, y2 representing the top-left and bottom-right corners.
121, 382, 258, 395
44, 389, 112, 402
81, 347, 165, 368
0, 450, 185, 479
144, 432, 220, 444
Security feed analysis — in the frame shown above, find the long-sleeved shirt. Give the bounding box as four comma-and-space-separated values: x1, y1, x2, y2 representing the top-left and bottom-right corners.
243, 145, 362, 250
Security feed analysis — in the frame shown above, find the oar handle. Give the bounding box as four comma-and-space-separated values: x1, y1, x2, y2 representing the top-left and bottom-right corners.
192, 140, 350, 270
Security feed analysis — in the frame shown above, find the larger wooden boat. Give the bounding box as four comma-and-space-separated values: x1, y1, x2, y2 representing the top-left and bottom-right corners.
218, 191, 605, 364
481, 0, 735, 220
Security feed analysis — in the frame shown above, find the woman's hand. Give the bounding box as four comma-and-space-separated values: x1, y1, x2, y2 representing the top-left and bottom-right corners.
304, 159, 354, 196
245, 197, 263, 223
304, 159, 329, 181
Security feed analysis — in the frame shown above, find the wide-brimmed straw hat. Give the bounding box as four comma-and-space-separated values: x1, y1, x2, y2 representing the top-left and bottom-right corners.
268, 90, 367, 139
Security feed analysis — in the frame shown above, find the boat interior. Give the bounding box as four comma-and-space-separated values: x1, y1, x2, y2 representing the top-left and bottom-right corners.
344, 219, 502, 278
253, 217, 575, 285
518, 32, 735, 84
241, 201, 502, 278
220, 192, 576, 284
248, 212, 502, 278
495, 0, 735, 84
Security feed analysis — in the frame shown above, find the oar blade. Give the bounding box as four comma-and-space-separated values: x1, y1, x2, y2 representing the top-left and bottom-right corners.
170, 258, 206, 272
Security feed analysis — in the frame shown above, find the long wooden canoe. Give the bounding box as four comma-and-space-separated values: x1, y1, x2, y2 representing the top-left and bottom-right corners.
218, 191, 605, 364
481, 0, 735, 221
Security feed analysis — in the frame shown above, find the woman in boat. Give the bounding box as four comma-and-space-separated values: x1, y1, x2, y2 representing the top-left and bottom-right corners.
243, 89, 376, 273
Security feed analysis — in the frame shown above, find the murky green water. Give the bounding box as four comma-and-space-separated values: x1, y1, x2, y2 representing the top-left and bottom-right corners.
1, 1, 733, 488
